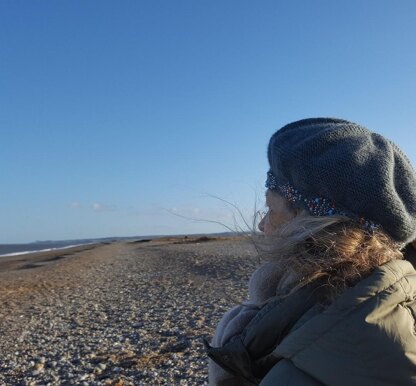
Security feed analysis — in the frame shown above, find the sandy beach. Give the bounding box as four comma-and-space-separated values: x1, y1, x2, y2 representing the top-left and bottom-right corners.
0, 236, 258, 385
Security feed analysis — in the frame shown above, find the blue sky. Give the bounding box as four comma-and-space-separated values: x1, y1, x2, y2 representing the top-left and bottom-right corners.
1, 1, 416, 243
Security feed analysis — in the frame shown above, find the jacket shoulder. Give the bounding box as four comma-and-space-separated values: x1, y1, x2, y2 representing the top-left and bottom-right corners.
274, 259, 416, 386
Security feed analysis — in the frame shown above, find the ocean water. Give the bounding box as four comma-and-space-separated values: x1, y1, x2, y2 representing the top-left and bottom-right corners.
0, 236, 139, 257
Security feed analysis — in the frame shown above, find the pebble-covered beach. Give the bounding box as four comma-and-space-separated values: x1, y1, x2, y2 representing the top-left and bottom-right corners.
0, 237, 259, 385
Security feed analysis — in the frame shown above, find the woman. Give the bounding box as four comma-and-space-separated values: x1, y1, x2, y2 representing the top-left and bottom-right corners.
205, 118, 416, 385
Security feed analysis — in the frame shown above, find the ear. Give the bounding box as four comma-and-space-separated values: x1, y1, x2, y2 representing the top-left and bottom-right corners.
412, 240, 416, 249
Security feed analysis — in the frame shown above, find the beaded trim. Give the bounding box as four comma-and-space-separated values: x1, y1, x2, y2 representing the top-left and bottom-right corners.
265, 170, 381, 231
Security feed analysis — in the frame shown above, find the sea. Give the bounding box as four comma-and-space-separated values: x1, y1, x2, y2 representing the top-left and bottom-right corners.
0, 236, 141, 257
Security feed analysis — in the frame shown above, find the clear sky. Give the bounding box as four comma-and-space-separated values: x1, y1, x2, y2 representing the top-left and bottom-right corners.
1, 1, 416, 243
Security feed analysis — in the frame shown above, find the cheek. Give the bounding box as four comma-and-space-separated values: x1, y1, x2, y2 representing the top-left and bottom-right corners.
263, 223, 275, 236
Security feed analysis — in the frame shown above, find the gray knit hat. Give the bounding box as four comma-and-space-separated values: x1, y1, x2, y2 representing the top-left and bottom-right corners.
266, 118, 416, 245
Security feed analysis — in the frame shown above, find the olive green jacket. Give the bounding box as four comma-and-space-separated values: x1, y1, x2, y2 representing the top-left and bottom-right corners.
207, 260, 416, 385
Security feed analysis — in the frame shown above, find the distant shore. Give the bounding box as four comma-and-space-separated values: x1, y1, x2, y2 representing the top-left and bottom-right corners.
0, 235, 238, 273
0, 243, 101, 272
0, 232, 240, 257
0, 235, 257, 385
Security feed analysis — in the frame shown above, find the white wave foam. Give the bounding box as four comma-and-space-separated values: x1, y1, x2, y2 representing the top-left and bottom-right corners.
0, 243, 96, 258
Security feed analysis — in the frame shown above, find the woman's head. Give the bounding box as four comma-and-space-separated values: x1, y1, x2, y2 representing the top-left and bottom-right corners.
256, 118, 416, 297
265, 118, 416, 246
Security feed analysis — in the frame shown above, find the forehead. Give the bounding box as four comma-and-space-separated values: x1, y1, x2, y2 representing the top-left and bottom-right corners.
266, 189, 284, 206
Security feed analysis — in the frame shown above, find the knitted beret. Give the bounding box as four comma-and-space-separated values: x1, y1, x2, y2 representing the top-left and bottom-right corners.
266, 118, 416, 245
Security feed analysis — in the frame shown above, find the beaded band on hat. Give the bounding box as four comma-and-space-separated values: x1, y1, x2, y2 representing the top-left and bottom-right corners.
265, 170, 381, 231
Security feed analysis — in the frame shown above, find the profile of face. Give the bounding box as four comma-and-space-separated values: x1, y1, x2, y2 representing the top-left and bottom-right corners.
258, 190, 297, 235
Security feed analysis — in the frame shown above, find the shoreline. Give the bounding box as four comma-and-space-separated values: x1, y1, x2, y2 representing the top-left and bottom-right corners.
0, 234, 245, 274
0, 242, 97, 258
0, 243, 102, 273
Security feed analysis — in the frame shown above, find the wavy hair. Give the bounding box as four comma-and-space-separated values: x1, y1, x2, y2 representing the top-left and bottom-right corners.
254, 210, 403, 301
